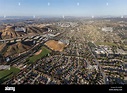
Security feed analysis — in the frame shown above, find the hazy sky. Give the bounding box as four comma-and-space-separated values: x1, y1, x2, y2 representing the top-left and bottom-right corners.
0, 0, 127, 17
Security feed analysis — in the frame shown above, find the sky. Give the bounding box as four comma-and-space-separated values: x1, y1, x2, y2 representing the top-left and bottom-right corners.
0, 0, 127, 17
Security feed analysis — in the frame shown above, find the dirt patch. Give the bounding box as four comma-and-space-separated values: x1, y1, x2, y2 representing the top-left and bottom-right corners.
34, 49, 42, 55
45, 40, 66, 52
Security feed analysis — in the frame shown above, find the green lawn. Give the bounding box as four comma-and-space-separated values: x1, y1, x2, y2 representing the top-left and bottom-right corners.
95, 42, 117, 46
0, 67, 20, 83
123, 45, 127, 51
28, 46, 51, 63
10, 67, 20, 74
0, 70, 11, 79
88, 42, 96, 48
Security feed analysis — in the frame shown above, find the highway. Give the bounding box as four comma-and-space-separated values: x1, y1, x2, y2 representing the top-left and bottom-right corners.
2, 31, 64, 84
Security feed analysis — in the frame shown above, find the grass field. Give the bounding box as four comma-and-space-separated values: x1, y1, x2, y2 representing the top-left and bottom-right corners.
95, 42, 117, 46
123, 46, 127, 51
28, 46, 51, 63
0, 67, 20, 83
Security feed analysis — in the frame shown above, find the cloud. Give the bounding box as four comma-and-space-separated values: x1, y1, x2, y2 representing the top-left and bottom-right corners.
18, 2, 21, 6
106, 3, 109, 6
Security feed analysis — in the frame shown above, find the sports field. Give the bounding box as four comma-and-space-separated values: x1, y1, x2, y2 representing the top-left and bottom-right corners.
0, 67, 20, 83
44, 40, 66, 52
28, 46, 51, 63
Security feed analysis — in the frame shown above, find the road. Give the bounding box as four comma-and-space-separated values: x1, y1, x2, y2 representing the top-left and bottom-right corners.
2, 31, 63, 84
87, 43, 108, 84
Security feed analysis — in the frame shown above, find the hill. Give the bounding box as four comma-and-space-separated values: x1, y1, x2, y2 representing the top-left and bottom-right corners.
4, 42, 31, 57
1, 26, 26, 39
0, 25, 55, 39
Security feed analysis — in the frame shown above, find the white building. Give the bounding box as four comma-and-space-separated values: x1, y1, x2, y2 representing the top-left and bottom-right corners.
102, 27, 113, 32
15, 27, 26, 32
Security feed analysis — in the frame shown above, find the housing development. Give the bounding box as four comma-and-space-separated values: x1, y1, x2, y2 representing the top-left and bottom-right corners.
0, 16, 127, 84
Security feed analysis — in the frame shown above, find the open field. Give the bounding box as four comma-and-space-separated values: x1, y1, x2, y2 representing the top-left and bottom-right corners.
44, 40, 66, 52
0, 67, 20, 83
95, 42, 117, 46
28, 46, 51, 63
